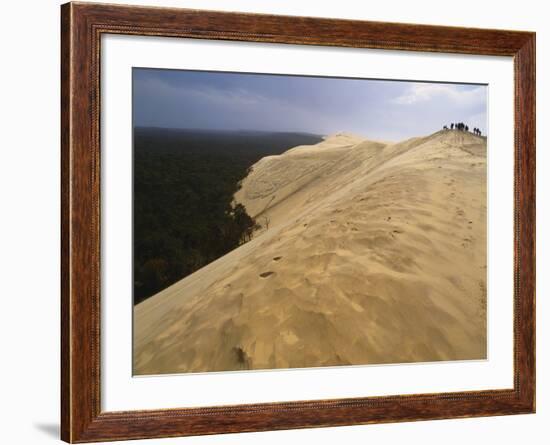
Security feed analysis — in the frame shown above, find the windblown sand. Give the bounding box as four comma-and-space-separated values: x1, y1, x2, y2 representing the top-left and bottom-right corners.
134, 130, 487, 375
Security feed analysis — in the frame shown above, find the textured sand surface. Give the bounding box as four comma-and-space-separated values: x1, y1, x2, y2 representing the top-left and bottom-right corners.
134, 130, 487, 375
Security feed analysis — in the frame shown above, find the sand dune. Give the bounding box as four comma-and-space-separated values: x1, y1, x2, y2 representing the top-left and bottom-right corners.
134, 130, 487, 375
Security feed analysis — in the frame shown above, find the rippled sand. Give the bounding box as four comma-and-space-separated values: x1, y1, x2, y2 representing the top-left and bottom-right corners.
134, 130, 487, 375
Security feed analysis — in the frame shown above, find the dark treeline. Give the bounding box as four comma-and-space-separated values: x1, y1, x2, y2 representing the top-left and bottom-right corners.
134, 127, 323, 304
443, 122, 483, 136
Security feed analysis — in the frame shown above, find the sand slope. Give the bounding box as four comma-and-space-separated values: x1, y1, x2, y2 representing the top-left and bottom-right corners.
134, 130, 487, 374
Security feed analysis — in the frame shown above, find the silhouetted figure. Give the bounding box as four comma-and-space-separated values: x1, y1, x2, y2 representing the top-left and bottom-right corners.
448, 122, 483, 134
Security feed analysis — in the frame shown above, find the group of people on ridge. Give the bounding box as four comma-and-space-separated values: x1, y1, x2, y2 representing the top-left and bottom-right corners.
442, 122, 483, 136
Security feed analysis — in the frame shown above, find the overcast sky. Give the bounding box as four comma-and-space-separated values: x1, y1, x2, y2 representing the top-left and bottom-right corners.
133, 68, 487, 142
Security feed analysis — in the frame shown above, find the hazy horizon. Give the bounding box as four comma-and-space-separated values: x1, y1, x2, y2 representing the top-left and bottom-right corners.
133, 68, 487, 141
134, 126, 324, 136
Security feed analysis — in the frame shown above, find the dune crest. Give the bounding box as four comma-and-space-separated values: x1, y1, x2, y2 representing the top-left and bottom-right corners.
134, 130, 487, 375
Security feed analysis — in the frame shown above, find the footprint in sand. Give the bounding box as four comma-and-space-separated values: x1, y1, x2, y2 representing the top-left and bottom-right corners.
389, 229, 403, 238
259, 271, 275, 278
461, 236, 474, 248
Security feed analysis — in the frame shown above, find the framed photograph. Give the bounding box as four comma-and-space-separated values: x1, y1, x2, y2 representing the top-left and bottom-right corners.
61, 2, 535, 442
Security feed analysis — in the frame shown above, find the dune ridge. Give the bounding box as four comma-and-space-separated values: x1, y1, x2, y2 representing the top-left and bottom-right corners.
134, 130, 487, 374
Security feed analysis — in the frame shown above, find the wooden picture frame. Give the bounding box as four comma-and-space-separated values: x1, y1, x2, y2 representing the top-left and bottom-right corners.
61, 2, 535, 442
